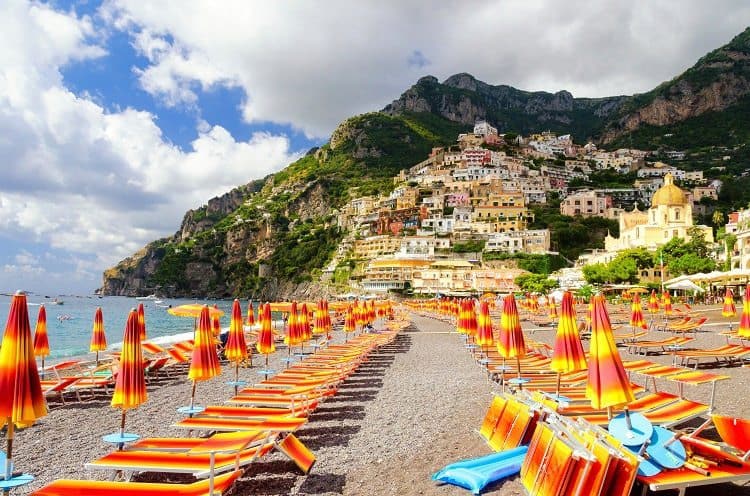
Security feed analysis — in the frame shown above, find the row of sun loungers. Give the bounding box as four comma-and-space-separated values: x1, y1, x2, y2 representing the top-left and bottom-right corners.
31, 320, 407, 496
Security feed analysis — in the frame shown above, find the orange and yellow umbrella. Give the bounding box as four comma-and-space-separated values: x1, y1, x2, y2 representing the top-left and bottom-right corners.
662, 291, 673, 317
32, 304, 50, 371
299, 303, 312, 344
246, 302, 255, 326
111, 309, 147, 438
465, 300, 478, 339
168, 304, 225, 318
284, 302, 302, 347
722, 288, 736, 318
550, 291, 587, 398
738, 286, 750, 338
89, 307, 108, 365
344, 305, 356, 335
225, 300, 248, 393
547, 296, 558, 320
475, 301, 494, 349
256, 302, 276, 356
0, 291, 47, 484
586, 294, 635, 410
630, 293, 647, 332
498, 294, 526, 378
137, 303, 146, 341
187, 306, 221, 412
648, 290, 660, 314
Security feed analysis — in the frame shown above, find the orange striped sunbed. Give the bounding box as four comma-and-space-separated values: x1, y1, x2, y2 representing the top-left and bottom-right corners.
478, 396, 508, 441
173, 415, 308, 433
674, 344, 750, 368
40, 377, 79, 404
198, 405, 302, 419
86, 437, 275, 478
578, 396, 708, 427
30, 470, 241, 496
627, 336, 694, 355
521, 422, 577, 496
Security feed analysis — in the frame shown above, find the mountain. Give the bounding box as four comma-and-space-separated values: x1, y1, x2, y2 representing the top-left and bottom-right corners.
101, 27, 750, 298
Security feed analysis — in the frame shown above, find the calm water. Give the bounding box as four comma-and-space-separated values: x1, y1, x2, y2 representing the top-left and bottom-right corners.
0, 294, 250, 361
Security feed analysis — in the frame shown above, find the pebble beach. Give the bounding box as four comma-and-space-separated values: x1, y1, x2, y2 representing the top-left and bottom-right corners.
9, 303, 750, 495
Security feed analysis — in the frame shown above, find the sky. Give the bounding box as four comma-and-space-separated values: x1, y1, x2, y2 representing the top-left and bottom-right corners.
1, 0, 748, 294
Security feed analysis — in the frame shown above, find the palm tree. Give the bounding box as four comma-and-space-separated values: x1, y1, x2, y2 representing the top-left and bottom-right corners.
712, 210, 725, 227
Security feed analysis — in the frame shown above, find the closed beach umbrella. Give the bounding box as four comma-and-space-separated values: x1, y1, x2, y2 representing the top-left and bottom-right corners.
547, 297, 558, 320
738, 285, 750, 337
256, 303, 275, 375
586, 294, 635, 411
284, 302, 301, 347
137, 303, 146, 341
32, 304, 50, 373
225, 299, 248, 393
187, 306, 221, 412
111, 309, 147, 439
550, 291, 587, 397
648, 290, 660, 314
630, 292, 647, 334
662, 291, 673, 317
475, 301, 494, 353
246, 302, 255, 326
89, 307, 108, 365
323, 300, 333, 339
300, 303, 312, 343
0, 291, 47, 486
211, 305, 222, 337
314, 300, 327, 335
722, 288, 736, 318
465, 300, 478, 339
498, 294, 526, 378
344, 305, 356, 342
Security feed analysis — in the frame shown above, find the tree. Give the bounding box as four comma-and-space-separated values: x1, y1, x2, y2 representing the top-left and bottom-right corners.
582, 263, 611, 285
712, 210, 725, 227
515, 273, 558, 293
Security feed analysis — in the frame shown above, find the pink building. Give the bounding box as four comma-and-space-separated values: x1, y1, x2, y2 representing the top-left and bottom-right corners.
560, 190, 612, 217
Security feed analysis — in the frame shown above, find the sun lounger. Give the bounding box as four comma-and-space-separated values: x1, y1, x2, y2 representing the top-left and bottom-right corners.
674, 344, 750, 369
40, 377, 79, 404
173, 415, 308, 433
86, 432, 276, 479
30, 470, 241, 496
627, 336, 694, 355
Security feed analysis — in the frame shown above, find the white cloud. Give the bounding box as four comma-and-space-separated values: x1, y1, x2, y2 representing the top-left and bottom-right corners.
0, 0, 300, 292
103, 0, 750, 138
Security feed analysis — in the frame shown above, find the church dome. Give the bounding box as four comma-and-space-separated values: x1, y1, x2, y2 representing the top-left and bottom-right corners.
651, 173, 686, 206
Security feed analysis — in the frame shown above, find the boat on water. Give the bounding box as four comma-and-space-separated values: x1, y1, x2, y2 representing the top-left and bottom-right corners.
57, 314, 72, 322
135, 294, 158, 300
49, 298, 64, 305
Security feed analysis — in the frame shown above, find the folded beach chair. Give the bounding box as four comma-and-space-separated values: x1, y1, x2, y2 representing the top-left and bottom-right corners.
40, 377, 79, 404
520, 422, 578, 496
669, 317, 708, 336
30, 469, 241, 496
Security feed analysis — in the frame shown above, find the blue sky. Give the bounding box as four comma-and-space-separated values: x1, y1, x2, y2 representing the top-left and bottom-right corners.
1, 0, 749, 294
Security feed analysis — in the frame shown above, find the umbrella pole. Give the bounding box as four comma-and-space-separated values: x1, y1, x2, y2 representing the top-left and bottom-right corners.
95, 351, 99, 366
556, 372, 562, 398
189, 381, 197, 410
516, 356, 521, 380
4, 420, 13, 484
41, 357, 45, 379
265, 354, 269, 380
234, 362, 240, 396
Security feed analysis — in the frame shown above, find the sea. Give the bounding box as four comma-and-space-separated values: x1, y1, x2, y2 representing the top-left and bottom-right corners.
0, 294, 253, 362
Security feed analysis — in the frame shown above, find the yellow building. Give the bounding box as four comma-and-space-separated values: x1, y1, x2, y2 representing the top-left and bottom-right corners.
604, 173, 713, 252
353, 235, 402, 259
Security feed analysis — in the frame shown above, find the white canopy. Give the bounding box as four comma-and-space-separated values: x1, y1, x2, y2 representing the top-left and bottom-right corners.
666, 279, 705, 292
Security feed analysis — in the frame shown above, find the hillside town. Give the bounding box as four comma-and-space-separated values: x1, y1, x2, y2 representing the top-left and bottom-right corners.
328, 120, 737, 296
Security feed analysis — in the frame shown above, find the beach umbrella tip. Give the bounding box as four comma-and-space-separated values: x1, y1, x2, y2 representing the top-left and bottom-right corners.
14, 289, 25, 296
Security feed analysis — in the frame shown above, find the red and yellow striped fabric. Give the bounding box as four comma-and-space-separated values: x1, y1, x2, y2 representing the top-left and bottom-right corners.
137, 303, 146, 341
722, 288, 736, 317
586, 295, 635, 410
225, 299, 247, 363
739, 285, 750, 337
277, 433, 316, 474
285, 302, 302, 345
89, 306, 107, 352
465, 300, 478, 338
550, 291, 586, 374
111, 309, 147, 410
630, 293, 647, 329
188, 306, 221, 381
0, 291, 47, 428
498, 295, 525, 359
299, 303, 312, 342
475, 300, 494, 347
344, 305, 356, 334
246, 301, 255, 326
211, 305, 222, 337
256, 303, 276, 355
33, 304, 50, 358
662, 290, 673, 316
648, 289, 660, 314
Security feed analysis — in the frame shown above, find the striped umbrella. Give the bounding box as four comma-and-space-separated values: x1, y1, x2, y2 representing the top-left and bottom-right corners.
187, 306, 221, 412
465, 300, 478, 340
344, 305, 356, 341
111, 309, 147, 441
662, 291, 673, 317
225, 299, 248, 394
246, 302, 255, 327
498, 294, 526, 378
32, 304, 50, 373
648, 290, 660, 314
211, 305, 222, 337
550, 291, 587, 397
137, 303, 146, 341
313, 300, 327, 336
299, 303, 312, 348
630, 292, 647, 335
738, 286, 750, 338
722, 288, 736, 318
256, 303, 276, 374
475, 300, 494, 355
586, 294, 635, 411
547, 296, 558, 320
0, 291, 47, 487
89, 307, 108, 365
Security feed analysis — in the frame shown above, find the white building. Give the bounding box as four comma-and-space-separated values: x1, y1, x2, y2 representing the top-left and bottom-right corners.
485, 229, 551, 254
474, 120, 498, 136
